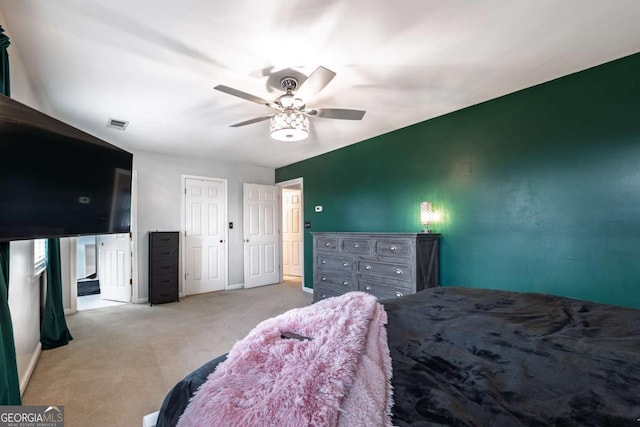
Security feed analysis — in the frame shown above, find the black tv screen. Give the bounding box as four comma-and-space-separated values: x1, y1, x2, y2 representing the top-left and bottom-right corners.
0, 94, 133, 241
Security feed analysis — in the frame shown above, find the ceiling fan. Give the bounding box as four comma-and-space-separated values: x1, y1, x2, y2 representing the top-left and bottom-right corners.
214, 66, 366, 141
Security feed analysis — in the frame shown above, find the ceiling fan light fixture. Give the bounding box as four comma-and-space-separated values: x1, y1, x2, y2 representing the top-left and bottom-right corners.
270, 110, 309, 141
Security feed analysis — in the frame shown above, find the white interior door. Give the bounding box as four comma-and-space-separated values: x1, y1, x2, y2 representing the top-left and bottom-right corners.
282, 189, 302, 277
243, 183, 280, 288
184, 177, 227, 295
97, 233, 131, 303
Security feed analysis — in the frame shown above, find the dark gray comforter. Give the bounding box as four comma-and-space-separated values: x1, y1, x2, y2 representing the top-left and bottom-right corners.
157, 287, 640, 426
386, 287, 640, 426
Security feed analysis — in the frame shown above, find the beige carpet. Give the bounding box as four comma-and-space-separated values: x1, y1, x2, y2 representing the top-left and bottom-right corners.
23, 280, 311, 427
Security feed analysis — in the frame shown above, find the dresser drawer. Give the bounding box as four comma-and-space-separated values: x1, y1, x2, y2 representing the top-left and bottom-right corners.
341, 238, 371, 254
152, 287, 178, 304
315, 272, 356, 291
359, 280, 408, 300
317, 255, 354, 273
151, 273, 177, 291
358, 260, 412, 282
151, 261, 178, 277
151, 233, 179, 248
314, 285, 343, 301
151, 247, 179, 262
316, 237, 338, 251
375, 239, 413, 258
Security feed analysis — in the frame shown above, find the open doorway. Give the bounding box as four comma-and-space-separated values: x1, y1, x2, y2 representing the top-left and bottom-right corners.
75, 234, 131, 311
278, 178, 305, 290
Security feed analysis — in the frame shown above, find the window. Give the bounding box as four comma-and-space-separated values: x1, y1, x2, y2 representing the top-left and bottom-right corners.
34, 239, 47, 276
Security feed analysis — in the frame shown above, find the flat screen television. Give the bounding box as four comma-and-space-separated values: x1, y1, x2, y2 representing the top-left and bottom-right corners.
0, 94, 133, 241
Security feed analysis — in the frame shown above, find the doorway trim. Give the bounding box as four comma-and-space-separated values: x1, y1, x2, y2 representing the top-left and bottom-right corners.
276, 177, 308, 293
131, 170, 139, 303
181, 174, 229, 296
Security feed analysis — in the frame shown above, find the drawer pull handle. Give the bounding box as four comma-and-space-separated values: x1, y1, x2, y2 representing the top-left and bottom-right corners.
395, 269, 403, 275
321, 260, 326, 264
390, 245, 397, 251
353, 243, 359, 248
365, 265, 372, 270
365, 285, 372, 291
325, 242, 331, 247
343, 262, 349, 267
395, 292, 404, 297
342, 281, 348, 286
321, 277, 327, 281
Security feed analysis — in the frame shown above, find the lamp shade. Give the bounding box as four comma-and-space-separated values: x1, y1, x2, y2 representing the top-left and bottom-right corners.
420, 201, 441, 232
270, 110, 309, 141
420, 202, 433, 225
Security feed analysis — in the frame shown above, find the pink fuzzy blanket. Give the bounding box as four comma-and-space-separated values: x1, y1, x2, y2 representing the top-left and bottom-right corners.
177, 292, 394, 427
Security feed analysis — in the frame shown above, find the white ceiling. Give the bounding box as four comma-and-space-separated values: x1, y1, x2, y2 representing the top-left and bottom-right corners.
1, 1, 640, 169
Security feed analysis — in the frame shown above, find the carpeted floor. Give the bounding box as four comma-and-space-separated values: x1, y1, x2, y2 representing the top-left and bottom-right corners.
22, 279, 311, 427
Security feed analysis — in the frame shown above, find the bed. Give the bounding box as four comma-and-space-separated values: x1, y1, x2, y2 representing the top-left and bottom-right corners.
152, 287, 640, 426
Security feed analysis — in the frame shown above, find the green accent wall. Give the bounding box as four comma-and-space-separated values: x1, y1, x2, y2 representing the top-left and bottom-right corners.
276, 52, 640, 309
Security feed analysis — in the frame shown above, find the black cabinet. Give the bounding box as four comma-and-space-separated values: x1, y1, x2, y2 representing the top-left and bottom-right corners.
149, 231, 179, 305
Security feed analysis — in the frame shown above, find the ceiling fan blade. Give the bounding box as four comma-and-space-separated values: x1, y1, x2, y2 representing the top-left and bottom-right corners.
214, 85, 271, 106
229, 115, 273, 127
295, 66, 336, 101
310, 108, 366, 120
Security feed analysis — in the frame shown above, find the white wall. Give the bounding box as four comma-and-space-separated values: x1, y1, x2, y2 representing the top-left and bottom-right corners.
133, 150, 274, 301
6, 241, 41, 395
1, 10, 46, 394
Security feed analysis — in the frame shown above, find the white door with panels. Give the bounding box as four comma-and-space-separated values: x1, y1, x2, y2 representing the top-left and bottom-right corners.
243, 183, 280, 288
97, 233, 132, 303
184, 177, 227, 295
282, 189, 302, 277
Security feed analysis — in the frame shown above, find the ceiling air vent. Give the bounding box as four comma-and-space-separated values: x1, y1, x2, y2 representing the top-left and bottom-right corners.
107, 118, 129, 130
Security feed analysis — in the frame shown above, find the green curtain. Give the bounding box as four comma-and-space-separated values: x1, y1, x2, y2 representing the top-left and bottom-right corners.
40, 239, 73, 349
0, 24, 21, 405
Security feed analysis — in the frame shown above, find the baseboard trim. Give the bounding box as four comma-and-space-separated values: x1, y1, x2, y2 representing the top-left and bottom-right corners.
136, 298, 149, 304
227, 283, 243, 290
302, 286, 313, 294
20, 343, 42, 396
64, 308, 75, 315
